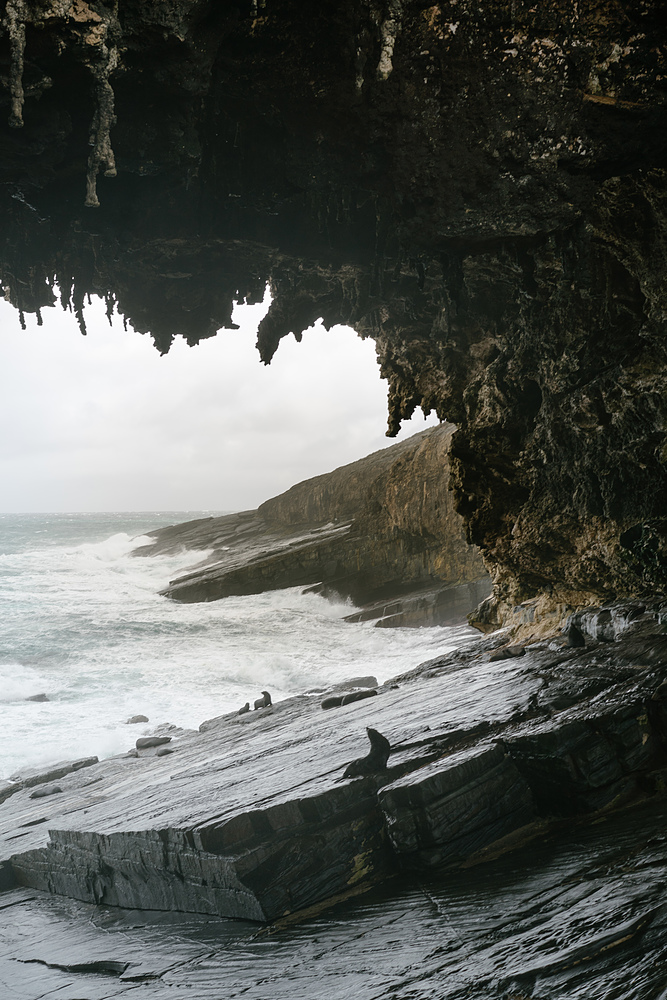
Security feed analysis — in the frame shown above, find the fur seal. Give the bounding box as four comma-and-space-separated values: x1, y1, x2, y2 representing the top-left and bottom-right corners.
254, 691, 272, 710
321, 695, 343, 710
238, 702, 250, 715
489, 645, 525, 662
341, 689, 377, 706
344, 727, 391, 778
29, 785, 63, 799
136, 736, 171, 749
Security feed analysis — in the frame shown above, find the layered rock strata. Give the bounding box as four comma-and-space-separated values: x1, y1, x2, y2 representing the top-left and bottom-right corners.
1, 1, 666, 620
2, 802, 667, 998
134, 423, 490, 623
1, 602, 667, 923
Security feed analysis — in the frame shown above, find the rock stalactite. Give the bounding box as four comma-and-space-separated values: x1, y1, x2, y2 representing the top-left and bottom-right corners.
1, 0, 121, 205
4, 0, 26, 127
374, 0, 402, 81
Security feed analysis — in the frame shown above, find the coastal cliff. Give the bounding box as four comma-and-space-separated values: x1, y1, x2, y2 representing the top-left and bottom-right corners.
1, 1, 665, 624
2, 6, 667, 995
135, 423, 490, 625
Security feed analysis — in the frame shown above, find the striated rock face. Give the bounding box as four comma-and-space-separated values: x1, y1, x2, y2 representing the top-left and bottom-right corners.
136, 424, 489, 622
1, 1, 666, 619
2, 603, 667, 925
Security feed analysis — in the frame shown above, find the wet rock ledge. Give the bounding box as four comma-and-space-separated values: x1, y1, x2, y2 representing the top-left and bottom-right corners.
134, 423, 490, 626
1, 602, 667, 923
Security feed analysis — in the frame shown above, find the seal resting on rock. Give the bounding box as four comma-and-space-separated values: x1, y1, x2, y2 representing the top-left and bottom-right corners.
29, 785, 62, 798
344, 727, 391, 778
489, 645, 525, 662
238, 702, 250, 715
136, 736, 171, 749
254, 691, 272, 710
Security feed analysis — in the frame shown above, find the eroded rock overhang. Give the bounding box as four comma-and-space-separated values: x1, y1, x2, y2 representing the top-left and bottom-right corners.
1, 0, 666, 619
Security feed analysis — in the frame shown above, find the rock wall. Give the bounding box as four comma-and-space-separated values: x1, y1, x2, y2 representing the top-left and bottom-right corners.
1, 0, 666, 622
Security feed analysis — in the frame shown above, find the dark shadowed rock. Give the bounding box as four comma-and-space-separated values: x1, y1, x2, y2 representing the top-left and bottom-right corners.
379, 744, 535, 866
25, 693, 49, 702
565, 624, 586, 648
2, 800, 667, 998
125, 715, 149, 724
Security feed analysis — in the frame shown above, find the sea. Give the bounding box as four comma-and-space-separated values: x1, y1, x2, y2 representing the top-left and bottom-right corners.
0, 512, 476, 781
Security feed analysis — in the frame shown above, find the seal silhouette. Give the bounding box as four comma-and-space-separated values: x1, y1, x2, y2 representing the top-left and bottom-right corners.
254, 691, 272, 710
344, 727, 391, 778
238, 702, 250, 715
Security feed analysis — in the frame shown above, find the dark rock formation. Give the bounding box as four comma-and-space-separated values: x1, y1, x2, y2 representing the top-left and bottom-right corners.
1, 1, 665, 621
2, 800, 667, 998
135, 424, 489, 622
2, 602, 667, 928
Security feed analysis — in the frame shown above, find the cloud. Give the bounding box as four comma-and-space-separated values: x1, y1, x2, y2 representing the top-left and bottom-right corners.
0, 292, 438, 512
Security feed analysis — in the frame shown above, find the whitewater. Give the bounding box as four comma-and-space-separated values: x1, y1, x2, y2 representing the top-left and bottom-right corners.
0, 512, 476, 780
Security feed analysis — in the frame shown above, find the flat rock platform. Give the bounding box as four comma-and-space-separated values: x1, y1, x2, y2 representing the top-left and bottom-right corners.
2, 604, 667, 931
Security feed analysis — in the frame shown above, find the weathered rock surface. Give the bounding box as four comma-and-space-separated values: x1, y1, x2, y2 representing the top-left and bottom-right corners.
1, 603, 667, 929
0, 756, 99, 805
1, 800, 667, 999
135, 424, 489, 622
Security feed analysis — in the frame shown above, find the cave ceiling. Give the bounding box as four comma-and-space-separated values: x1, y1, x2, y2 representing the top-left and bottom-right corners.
1, 0, 666, 617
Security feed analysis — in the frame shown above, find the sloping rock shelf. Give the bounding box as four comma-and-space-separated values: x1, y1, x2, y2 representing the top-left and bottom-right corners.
2, 604, 667, 930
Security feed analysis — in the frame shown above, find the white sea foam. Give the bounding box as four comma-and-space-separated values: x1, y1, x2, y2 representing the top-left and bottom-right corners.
0, 513, 476, 778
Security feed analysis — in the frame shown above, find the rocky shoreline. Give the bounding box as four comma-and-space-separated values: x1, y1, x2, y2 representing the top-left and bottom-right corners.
2, 601, 667, 994
2, 602, 666, 929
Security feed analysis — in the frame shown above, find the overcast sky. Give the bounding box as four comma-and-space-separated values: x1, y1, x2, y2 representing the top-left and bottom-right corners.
0, 291, 438, 512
